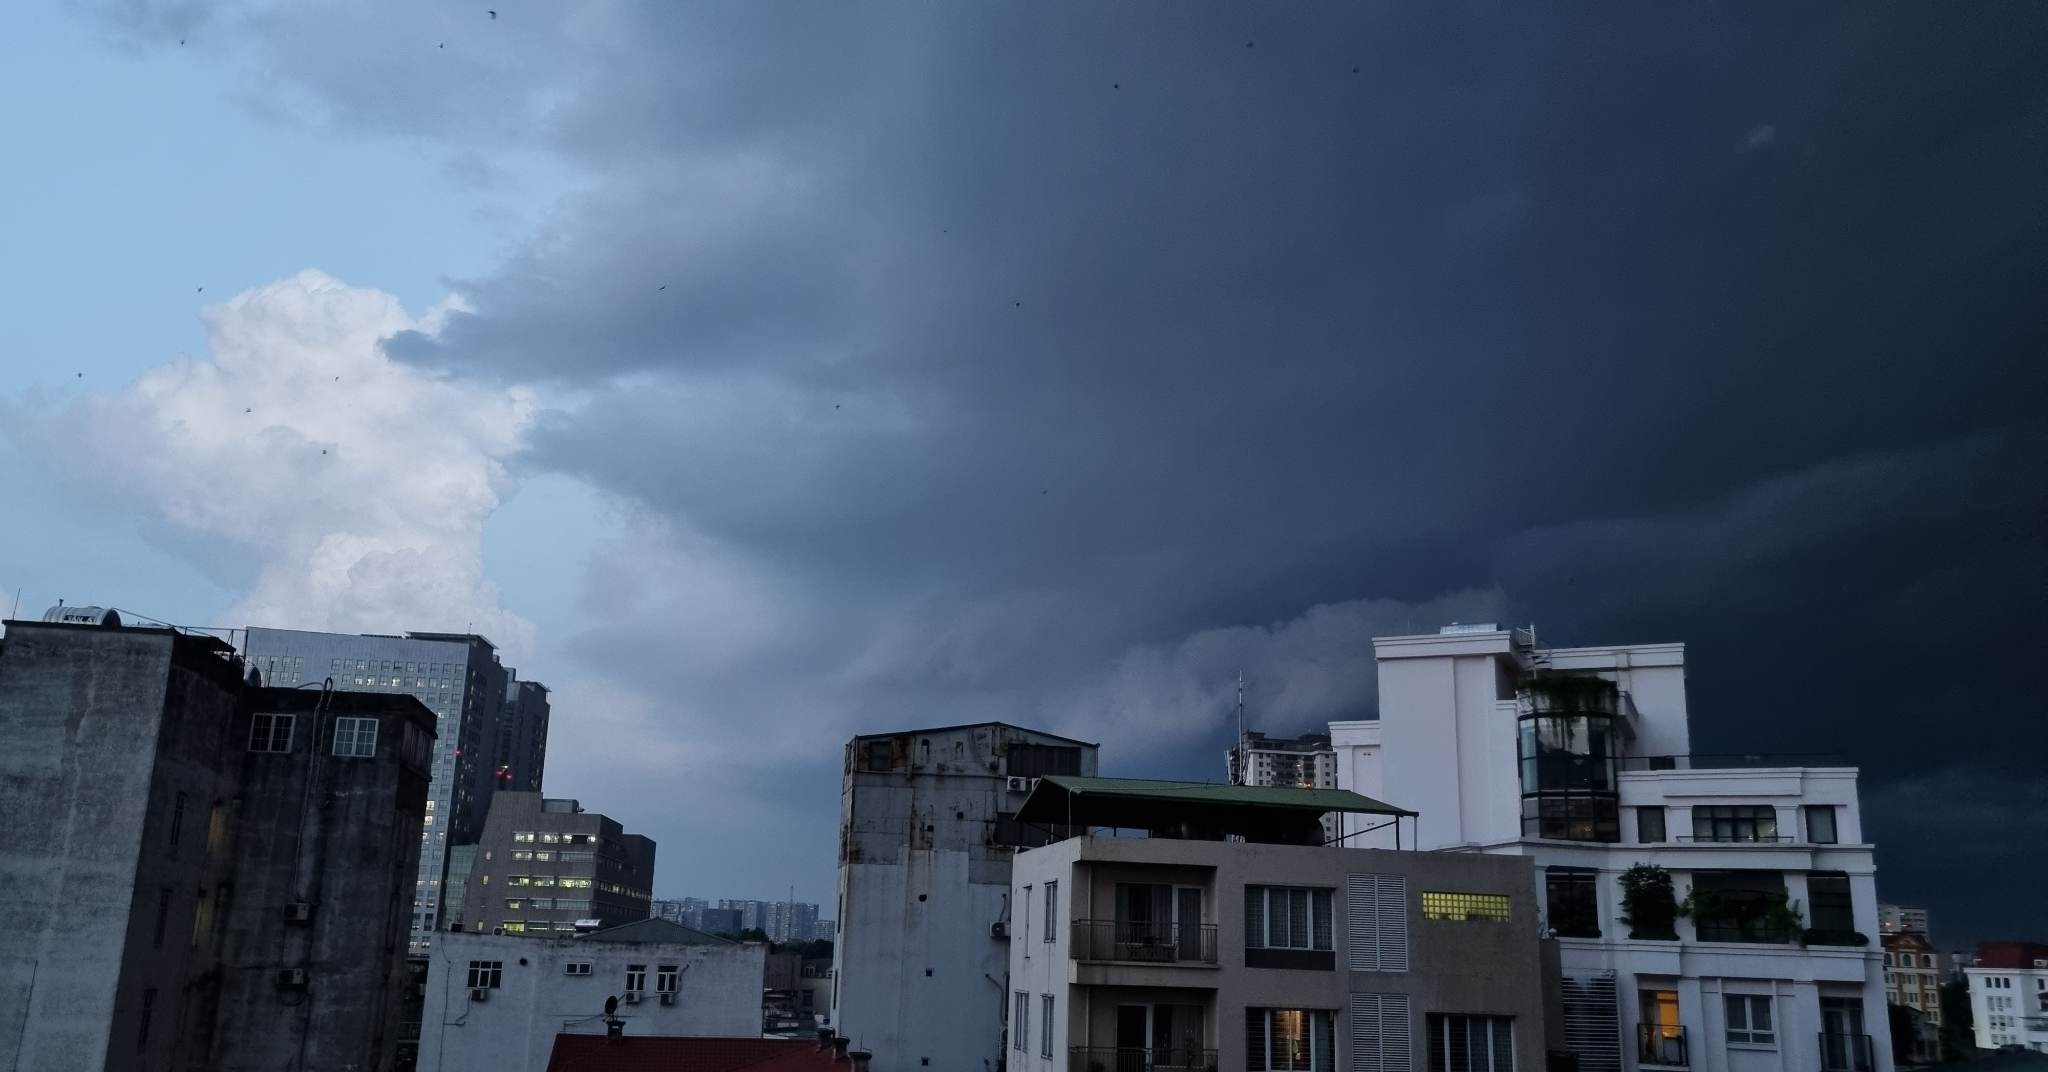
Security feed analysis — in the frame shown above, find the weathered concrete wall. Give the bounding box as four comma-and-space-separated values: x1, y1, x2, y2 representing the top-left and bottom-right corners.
0, 624, 244, 1072
416, 931, 764, 1072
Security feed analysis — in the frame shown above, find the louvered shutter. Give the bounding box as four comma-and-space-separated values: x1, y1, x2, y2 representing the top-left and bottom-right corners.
1376, 875, 1410, 972
1349, 994, 1382, 1072
1381, 994, 1413, 1072
1347, 874, 1379, 971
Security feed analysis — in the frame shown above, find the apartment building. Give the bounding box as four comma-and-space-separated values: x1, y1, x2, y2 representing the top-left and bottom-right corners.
1228, 732, 1342, 843
1878, 906, 1930, 937
417, 919, 763, 1072
1332, 624, 1891, 1072
459, 793, 657, 937
0, 610, 432, 1072
1963, 942, 2048, 1053
242, 627, 551, 950
1881, 932, 1942, 1063
832, 722, 1098, 1072
1008, 775, 1554, 1072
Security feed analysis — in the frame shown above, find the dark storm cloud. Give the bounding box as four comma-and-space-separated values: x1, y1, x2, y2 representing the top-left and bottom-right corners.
154, 2, 2048, 935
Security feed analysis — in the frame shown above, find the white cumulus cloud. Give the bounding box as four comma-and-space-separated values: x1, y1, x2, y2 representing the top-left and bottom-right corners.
9, 270, 536, 656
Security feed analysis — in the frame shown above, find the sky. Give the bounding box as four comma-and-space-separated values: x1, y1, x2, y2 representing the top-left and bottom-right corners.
2, 2, 2043, 945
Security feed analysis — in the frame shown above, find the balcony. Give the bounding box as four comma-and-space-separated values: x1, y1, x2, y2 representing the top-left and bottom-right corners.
1819, 1033, 1874, 1072
1637, 1025, 1688, 1068
1675, 834, 1794, 844
1071, 920, 1218, 965
1069, 1047, 1219, 1072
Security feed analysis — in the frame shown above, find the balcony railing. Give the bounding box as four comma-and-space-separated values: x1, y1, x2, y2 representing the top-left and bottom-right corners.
1070, 919, 1218, 965
1819, 1033, 1874, 1072
1638, 1025, 1687, 1068
1621, 753, 1848, 771
1069, 1047, 1219, 1072
1675, 834, 1795, 844
1694, 919, 1796, 945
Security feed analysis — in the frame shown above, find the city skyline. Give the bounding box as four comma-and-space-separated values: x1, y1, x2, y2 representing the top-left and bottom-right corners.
2, 2, 2044, 946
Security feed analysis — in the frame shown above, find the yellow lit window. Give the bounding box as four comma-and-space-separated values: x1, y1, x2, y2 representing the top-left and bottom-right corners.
1421, 891, 1511, 922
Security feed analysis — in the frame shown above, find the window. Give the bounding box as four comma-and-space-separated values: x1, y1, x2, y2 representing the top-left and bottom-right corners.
1428, 1014, 1514, 1072
1637, 806, 1666, 843
1807, 872, 1855, 937
248, 713, 294, 753
625, 964, 646, 992
1543, 868, 1599, 938
1805, 806, 1839, 844
190, 889, 212, 947
1725, 995, 1774, 1046
1022, 884, 1031, 948
1246, 886, 1335, 950
333, 717, 379, 757
1691, 806, 1778, 843
656, 964, 679, 993
138, 987, 157, 1051
153, 888, 172, 948
1344, 874, 1409, 972
1248, 1008, 1337, 1071
1422, 892, 1511, 922
1008, 743, 1083, 777
1044, 881, 1058, 941
1013, 991, 1029, 1052
466, 960, 503, 989
513, 832, 535, 843
1040, 994, 1054, 1057
169, 791, 187, 848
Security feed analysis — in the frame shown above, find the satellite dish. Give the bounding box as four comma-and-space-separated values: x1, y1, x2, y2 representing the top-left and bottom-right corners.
604, 995, 619, 1017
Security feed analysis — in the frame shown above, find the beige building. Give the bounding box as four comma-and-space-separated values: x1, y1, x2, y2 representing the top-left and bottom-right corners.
1007, 776, 1554, 1072
1882, 932, 1942, 1063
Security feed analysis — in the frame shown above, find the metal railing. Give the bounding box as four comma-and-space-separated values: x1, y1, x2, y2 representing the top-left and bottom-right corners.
1637, 1025, 1687, 1067
1069, 1047, 1219, 1072
1621, 753, 1848, 772
1069, 919, 1218, 965
1819, 1033, 1874, 1072
1675, 834, 1795, 843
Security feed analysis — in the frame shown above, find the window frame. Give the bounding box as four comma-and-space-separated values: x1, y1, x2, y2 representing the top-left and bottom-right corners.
1724, 994, 1775, 1047
466, 960, 503, 989
1245, 885, 1335, 951
1804, 805, 1839, 845
248, 712, 295, 753
1013, 991, 1029, 1052
333, 716, 379, 757
1421, 891, 1511, 923
1040, 994, 1054, 1058
1044, 880, 1058, 942
656, 964, 679, 993
1637, 806, 1667, 844
1427, 1013, 1515, 1072
1247, 1007, 1337, 1072
1691, 805, 1779, 843
1542, 867, 1600, 939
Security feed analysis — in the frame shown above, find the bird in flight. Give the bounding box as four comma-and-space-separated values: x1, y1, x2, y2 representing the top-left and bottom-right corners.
487, 9, 497, 18
658, 284, 667, 290
196, 286, 204, 293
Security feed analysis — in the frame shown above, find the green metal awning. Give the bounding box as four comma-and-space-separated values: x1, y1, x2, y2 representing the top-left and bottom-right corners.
1015, 774, 1416, 829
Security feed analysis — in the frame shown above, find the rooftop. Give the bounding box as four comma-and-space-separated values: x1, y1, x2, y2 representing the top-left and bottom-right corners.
1016, 774, 1414, 846
847, 720, 1096, 748
577, 918, 735, 946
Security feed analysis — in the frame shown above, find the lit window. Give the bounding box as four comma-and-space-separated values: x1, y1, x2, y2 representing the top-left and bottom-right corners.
333, 717, 378, 757
248, 713, 294, 753
1248, 1008, 1335, 1071
1422, 892, 1511, 922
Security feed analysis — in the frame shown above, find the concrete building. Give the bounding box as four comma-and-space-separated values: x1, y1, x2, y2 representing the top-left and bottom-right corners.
1879, 906, 1931, 938
1332, 624, 1892, 1072
460, 793, 656, 937
417, 919, 764, 1072
242, 627, 548, 951
497, 676, 551, 793
1228, 731, 1341, 843
1963, 942, 2048, 1053
1883, 932, 1943, 1063
1009, 775, 1554, 1072
831, 722, 1098, 1072
0, 610, 432, 1072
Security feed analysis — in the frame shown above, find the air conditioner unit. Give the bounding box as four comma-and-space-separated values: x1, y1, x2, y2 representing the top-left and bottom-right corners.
621, 991, 642, 1005
989, 921, 1009, 939
284, 901, 314, 924
275, 968, 308, 988
470, 987, 490, 1003
659, 992, 676, 1006
1005, 776, 1037, 793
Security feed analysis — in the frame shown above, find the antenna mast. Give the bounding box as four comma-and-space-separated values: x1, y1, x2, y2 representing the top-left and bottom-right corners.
1234, 670, 1247, 785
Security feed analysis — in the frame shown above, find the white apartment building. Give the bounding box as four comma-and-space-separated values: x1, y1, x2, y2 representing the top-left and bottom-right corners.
417, 919, 764, 1072
1963, 944, 2048, 1053
1332, 625, 1891, 1072
1229, 732, 1343, 843
1876, 906, 1929, 937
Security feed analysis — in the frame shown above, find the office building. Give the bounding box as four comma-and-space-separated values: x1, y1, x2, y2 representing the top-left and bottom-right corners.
1883, 931, 1943, 1063
242, 627, 549, 950
1332, 624, 1892, 1072
1964, 942, 2048, 1052
459, 792, 656, 937
0, 609, 432, 1072
1227, 730, 1341, 842
1879, 905, 1931, 937
832, 722, 1097, 1072
417, 919, 764, 1072
1008, 775, 1553, 1072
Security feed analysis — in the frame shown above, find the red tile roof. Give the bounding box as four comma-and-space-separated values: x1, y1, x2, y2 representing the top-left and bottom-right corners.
545, 1034, 849, 1072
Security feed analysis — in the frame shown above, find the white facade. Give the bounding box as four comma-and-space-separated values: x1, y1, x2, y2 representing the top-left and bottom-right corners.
1229, 733, 1343, 842
1965, 963, 2048, 1052
1333, 626, 1892, 1072
417, 926, 765, 1072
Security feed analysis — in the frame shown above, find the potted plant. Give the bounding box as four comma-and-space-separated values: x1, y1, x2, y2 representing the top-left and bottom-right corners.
1618, 864, 1678, 940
